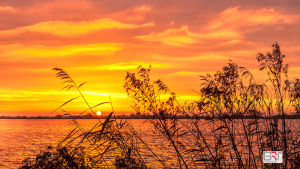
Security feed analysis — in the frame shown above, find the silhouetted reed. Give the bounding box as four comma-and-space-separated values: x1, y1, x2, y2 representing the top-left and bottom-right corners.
20, 68, 151, 168
123, 42, 300, 168
20, 42, 300, 168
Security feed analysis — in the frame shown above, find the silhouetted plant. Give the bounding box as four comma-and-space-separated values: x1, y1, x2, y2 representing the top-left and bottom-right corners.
124, 43, 300, 168
20, 146, 91, 169
115, 148, 147, 169
20, 68, 150, 169
124, 65, 189, 168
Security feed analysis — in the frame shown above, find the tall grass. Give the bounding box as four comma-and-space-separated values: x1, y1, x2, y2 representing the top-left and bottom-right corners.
20, 42, 300, 168
20, 68, 153, 168
123, 42, 300, 168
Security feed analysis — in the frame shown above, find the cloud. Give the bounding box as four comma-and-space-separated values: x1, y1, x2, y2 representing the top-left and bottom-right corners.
135, 26, 199, 46
109, 5, 152, 22
0, 90, 127, 105
208, 7, 299, 30
0, 18, 154, 37
0, 43, 123, 57
0, 6, 14, 12
135, 25, 240, 46
75, 62, 170, 70
135, 5, 151, 12
151, 54, 228, 61
170, 71, 216, 75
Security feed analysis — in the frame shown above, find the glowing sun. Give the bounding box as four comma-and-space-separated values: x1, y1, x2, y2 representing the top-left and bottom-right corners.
96, 111, 101, 116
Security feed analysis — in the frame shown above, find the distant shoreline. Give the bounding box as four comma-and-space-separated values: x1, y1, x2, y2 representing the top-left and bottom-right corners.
1, 115, 300, 119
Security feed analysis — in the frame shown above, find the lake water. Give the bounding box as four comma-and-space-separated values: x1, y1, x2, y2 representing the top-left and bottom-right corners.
0, 119, 83, 168
1, 119, 299, 168
0, 119, 159, 169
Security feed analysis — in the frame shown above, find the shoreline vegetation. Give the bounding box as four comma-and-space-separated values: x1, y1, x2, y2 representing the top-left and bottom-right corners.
3, 114, 300, 119
19, 43, 300, 168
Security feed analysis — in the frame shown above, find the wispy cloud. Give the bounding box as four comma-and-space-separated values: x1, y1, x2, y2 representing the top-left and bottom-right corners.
76, 62, 170, 70
0, 43, 123, 57
135, 25, 240, 46
135, 5, 151, 12
0, 6, 14, 12
151, 54, 228, 61
208, 7, 299, 30
170, 71, 216, 75
135, 26, 199, 46
0, 18, 154, 37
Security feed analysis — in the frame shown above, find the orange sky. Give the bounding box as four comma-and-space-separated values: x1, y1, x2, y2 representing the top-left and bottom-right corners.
1, 0, 300, 116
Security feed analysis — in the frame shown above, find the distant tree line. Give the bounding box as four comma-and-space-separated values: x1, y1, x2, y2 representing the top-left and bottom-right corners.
4, 113, 300, 119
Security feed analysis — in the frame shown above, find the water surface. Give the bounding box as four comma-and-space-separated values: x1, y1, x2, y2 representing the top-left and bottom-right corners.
1, 119, 299, 168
